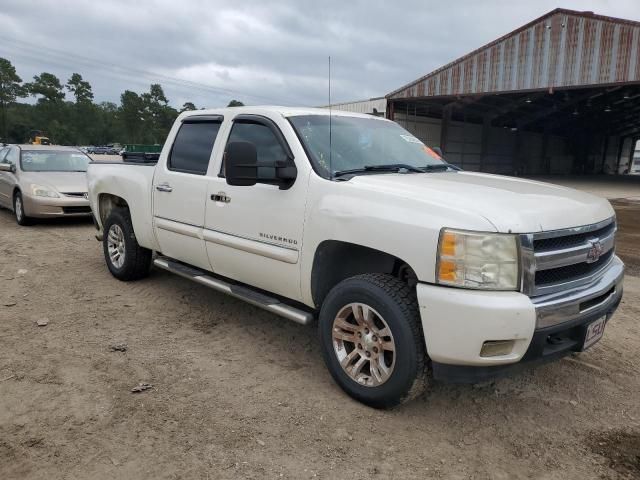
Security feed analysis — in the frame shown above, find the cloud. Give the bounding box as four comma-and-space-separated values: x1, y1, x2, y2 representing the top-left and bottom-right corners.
1, 0, 638, 108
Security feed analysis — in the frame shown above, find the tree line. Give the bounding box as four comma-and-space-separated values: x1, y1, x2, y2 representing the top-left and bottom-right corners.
0, 57, 244, 146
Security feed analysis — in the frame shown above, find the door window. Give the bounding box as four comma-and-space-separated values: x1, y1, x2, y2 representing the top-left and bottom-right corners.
223, 122, 287, 180
168, 121, 221, 175
5, 148, 18, 166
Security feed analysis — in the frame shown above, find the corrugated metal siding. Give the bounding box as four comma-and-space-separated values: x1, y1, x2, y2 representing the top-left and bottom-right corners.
322, 98, 386, 114
389, 10, 640, 99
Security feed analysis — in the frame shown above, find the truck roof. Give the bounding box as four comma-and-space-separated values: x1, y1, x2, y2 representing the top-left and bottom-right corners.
180, 105, 389, 121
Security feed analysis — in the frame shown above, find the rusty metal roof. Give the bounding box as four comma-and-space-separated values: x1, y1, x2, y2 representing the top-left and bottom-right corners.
388, 8, 640, 100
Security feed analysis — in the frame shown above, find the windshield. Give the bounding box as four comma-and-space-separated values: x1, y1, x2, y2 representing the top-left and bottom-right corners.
20, 150, 92, 172
289, 115, 446, 178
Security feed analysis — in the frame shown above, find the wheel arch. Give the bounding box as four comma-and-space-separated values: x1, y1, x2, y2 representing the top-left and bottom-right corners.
97, 193, 130, 229
310, 240, 418, 308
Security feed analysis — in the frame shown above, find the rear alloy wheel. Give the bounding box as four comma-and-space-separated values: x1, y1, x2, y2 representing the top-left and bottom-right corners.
319, 274, 427, 408
107, 224, 126, 269
13, 192, 32, 226
102, 208, 152, 281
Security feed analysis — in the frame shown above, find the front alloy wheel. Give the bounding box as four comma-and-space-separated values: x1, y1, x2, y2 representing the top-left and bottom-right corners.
319, 274, 426, 408
14, 192, 32, 226
332, 303, 396, 387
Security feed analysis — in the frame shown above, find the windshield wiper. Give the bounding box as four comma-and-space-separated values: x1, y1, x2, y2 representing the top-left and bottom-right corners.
423, 164, 451, 171
334, 163, 425, 178
333, 162, 461, 178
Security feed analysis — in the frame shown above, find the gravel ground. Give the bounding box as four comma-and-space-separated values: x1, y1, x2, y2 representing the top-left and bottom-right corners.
0, 200, 638, 480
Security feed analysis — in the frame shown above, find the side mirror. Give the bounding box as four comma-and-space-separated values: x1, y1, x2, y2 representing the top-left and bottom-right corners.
432, 147, 444, 158
225, 142, 258, 187
0, 163, 14, 173
225, 141, 297, 189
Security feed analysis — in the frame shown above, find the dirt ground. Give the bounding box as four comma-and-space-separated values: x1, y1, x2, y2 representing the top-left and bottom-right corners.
1, 201, 639, 480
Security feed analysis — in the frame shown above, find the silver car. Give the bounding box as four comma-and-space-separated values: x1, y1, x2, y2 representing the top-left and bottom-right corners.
0, 145, 93, 225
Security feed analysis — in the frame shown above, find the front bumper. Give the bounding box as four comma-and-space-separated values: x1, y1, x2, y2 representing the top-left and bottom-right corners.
416, 255, 624, 383
22, 193, 92, 218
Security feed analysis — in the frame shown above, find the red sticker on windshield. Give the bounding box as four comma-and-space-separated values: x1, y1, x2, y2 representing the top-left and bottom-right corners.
423, 146, 442, 160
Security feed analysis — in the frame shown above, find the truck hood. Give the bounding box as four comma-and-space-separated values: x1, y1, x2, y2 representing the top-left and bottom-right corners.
20, 171, 88, 194
349, 171, 614, 233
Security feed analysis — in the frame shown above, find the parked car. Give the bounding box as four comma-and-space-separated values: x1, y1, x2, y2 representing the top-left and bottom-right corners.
87, 107, 624, 408
90, 146, 119, 155
0, 145, 93, 225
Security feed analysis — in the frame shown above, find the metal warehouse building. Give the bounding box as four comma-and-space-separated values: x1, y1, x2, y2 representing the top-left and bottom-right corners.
384, 8, 640, 175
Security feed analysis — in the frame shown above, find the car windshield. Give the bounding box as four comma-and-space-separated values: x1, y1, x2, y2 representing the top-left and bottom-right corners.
20, 150, 92, 172
289, 114, 447, 178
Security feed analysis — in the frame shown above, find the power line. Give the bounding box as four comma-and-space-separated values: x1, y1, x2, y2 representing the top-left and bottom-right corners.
0, 35, 302, 106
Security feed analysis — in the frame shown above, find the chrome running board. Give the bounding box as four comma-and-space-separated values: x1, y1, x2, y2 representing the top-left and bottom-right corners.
153, 256, 314, 326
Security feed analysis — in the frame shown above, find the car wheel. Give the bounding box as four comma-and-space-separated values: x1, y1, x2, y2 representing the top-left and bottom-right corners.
13, 192, 32, 226
103, 207, 152, 281
318, 273, 427, 408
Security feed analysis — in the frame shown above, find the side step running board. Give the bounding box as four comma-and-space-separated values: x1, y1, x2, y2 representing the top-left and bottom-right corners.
153, 257, 314, 326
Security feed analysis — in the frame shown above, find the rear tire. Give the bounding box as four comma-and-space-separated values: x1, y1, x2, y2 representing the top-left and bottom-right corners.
318, 273, 427, 409
13, 192, 32, 226
103, 208, 152, 281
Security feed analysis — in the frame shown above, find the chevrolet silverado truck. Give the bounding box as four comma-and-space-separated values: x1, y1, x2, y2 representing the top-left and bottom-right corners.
87, 107, 624, 408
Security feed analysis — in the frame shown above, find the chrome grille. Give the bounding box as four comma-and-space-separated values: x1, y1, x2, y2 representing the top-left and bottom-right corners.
521, 217, 617, 297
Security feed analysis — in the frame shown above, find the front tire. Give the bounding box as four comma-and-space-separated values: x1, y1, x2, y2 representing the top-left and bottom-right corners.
318, 274, 427, 408
13, 192, 32, 226
103, 208, 152, 281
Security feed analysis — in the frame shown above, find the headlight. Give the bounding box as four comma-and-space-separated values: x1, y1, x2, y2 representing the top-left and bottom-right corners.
436, 229, 520, 290
31, 184, 60, 198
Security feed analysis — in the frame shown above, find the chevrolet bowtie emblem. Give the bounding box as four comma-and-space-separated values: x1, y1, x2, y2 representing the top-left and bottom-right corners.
586, 239, 603, 263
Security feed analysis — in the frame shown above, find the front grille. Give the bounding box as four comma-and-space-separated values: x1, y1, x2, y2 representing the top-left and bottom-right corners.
535, 249, 614, 286
62, 206, 91, 214
533, 221, 616, 252
63, 192, 88, 198
526, 217, 616, 296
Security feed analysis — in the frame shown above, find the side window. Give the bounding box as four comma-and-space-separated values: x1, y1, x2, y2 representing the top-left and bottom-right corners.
0, 148, 7, 162
223, 122, 287, 179
168, 121, 221, 175
5, 148, 19, 166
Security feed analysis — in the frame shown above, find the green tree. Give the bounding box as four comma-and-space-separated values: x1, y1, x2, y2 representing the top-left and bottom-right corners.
180, 101, 197, 112
66, 73, 94, 104
0, 57, 26, 141
141, 84, 176, 143
27, 72, 65, 102
119, 90, 144, 143
227, 99, 244, 107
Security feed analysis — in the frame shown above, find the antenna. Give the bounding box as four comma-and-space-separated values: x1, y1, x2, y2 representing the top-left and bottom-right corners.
328, 56, 332, 179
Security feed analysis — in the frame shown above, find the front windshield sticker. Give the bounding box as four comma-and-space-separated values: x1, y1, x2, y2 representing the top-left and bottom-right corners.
400, 134, 423, 144
423, 145, 443, 160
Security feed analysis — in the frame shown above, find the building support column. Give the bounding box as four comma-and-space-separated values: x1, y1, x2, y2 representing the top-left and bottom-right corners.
440, 106, 452, 154
479, 115, 490, 171
541, 127, 550, 174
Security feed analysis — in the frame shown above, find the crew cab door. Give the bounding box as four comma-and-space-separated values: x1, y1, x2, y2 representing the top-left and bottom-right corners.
204, 115, 308, 301
152, 115, 223, 270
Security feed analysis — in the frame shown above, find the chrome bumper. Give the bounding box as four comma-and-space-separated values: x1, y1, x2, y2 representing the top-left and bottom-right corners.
532, 255, 624, 329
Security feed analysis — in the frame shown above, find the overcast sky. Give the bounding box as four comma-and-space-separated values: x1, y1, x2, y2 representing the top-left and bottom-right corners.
1, 0, 639, 109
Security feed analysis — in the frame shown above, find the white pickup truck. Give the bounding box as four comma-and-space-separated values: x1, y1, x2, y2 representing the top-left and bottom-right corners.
87, 106, 624, 408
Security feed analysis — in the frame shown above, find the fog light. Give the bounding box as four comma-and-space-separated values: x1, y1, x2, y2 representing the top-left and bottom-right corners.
480, 340, 515, 357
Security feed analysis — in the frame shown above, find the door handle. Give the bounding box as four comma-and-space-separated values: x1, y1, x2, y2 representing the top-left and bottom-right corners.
210, 193, 231, 203
156, 183, 173, 192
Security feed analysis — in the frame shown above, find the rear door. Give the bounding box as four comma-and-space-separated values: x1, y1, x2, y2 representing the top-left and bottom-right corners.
152, 115, 223, 270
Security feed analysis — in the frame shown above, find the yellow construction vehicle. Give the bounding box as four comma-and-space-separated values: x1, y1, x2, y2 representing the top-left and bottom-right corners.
30, 130, 51, 145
